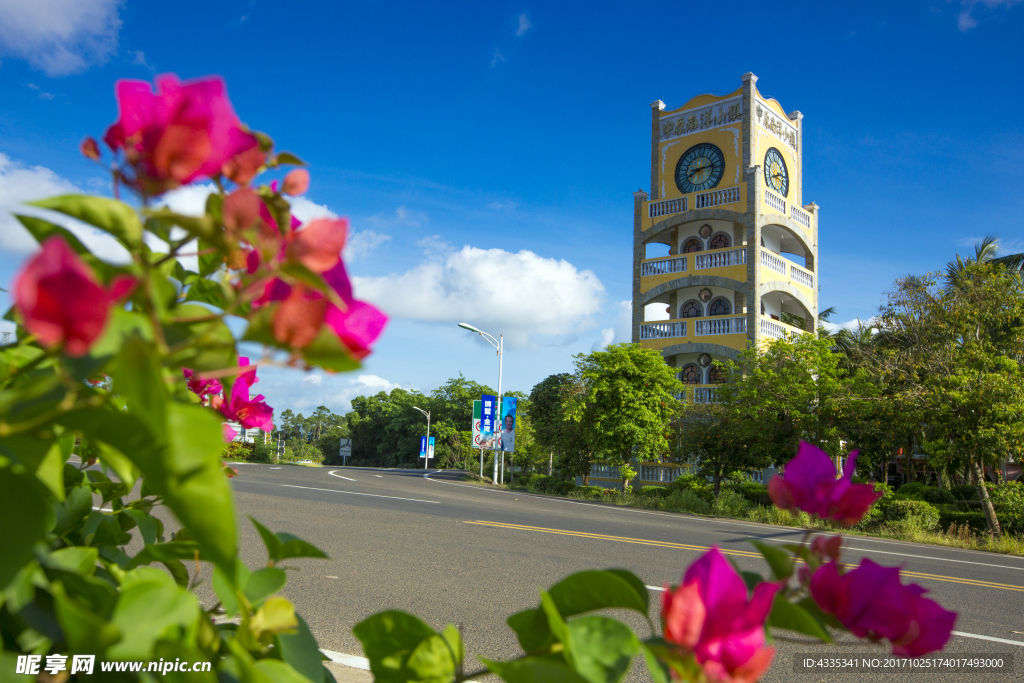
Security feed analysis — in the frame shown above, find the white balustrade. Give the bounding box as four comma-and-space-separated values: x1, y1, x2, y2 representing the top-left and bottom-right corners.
590, 463, 619, 479
640, 465, 683, 483
641, 256, 687, 276
764, 189, 787, 214
695, 186, 740, 209
649, 197, 687, 218
759, 317, 806, 340
760, 249, 787, 275
693, 388, 720, 404
790, 265, 814, 288
639, 321, 686, 340
790, 205, 811, 228
695, 248, 746, 270
695, 317, 746, 336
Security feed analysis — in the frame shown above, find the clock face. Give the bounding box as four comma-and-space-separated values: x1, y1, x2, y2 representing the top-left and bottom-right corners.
764, 147, 789, 197
675, 143, 725, 194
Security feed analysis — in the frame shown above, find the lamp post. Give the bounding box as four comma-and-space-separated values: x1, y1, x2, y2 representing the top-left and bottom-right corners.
413, 406, 430, 470
458, 323, 503, 483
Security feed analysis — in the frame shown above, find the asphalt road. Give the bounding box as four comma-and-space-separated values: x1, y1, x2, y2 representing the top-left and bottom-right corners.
219, 464, 1024, 682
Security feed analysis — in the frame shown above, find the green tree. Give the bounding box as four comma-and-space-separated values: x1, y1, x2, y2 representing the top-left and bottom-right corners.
564, 344, 682, 490
674, 402, 760, 496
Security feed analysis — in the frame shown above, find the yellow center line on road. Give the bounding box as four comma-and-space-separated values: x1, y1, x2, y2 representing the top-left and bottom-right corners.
465, 520, 1024, 593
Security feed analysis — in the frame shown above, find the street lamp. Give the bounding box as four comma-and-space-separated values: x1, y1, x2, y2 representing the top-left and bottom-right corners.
458, 323, 503, 483
412, 406, 430, 470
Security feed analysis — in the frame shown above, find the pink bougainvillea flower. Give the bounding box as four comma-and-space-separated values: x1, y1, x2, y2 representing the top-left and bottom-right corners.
222, 146, 265, 186
271, 284, 328, 349
767, 441, 882, 527
14, 237, 136, 356
218, 357, 273, 431
282, 169, 310, 196
222, 424, 238, 443
80, 137, 101, 160
811, 535, 843, 562
182, 368, 223, 397
662, 547, 780, 683
103, 74, 258, 195
285, 218, 349, 273
810, 558, 955, 656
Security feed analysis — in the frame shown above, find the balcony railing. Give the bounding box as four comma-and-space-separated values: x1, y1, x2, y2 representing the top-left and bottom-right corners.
695, 247, 746, 270
590, 463, 620, 479
759, 317, 806, 340
790, 205, 812, 229
694, 387, 720, 404
648, 197, 687, 218
640, 465, 685, 482
760, 249, 787, 275
639, 321, 686, 340
695, 186, 740, 209
790, 265, 813, 288
695, 317, 746, 336
641, 256, 687, 276
764, 189, 787, 214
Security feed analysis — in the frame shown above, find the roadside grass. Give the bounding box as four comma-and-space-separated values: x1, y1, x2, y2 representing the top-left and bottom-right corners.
491, 478, 1024, 557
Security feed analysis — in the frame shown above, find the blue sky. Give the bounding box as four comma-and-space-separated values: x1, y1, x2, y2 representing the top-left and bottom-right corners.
1, 0, 1022, 417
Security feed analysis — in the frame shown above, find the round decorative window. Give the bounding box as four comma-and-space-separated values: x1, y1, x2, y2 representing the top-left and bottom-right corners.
699, 224, 713, 239
699, 288, 713, 302
698, 353, 712, 367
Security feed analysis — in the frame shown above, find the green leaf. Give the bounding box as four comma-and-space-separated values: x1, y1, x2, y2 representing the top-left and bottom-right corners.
197, 238, 222, 277
277, 614, 326, 683
439, 624, 463, 672
507, 608, 552, 652
15, 214, 90, 253
50, 582, 122, 652
638, 642, 671, 683
639, 640, 703, 683
113, 333, 168, 440
539, 590, 571, 655
108, 567, 200, 659
43, 547, 98, 576
127, 541, 201, 569
244, 568, 287, 607
740, 571, 766, 593
0, 434, 66, 500
565, 615, 639, 683
212, 561, 251, 617
750, 540, 794, 580
30, 194, 142, 247
144, 207, 216, 243
767, 595, 831, 642
254, 659, 315, 683
275, 152, 306, 166
352, 610, 450, 682
88, 308, 153, 359
152, 641, 217, 683
298, 321, 362, 373
163, 559, 190, 587
83, 510, 132, 546
184, 278, 229, 309
250, 516, 284, 562
277, 533, 330, 561
123, 509, 159, 545
797, 596, 845, 631
0, 467, 53, 589
482, 658, 589, 683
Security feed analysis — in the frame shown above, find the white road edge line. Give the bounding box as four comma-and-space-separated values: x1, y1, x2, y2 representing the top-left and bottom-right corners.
320, 649, 370, 670
91, 506, 113, 512
328, 470, 356, 482
642, 585, 1024, 648
279, 483, 439, 504
421, 474, 1024, 567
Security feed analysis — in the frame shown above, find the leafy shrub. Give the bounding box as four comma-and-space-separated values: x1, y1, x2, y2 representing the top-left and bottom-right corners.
554, 480, 577, 494
918, 487, 956, 505
896, 481, 929, 497
938, 510, 988, 533
640, 485, 671, 498
669, 474, 714, 503
883, 499, 941, 532
223, 441, 252, 460
659, 489, 712, 515
987, 481, 1024, 534
580, 486, 606, 499
737, 482, 770, 506
712, 491, 751, 517
855, 482, 895, 528
951, 484, 980, 500
746, 505, 812, 528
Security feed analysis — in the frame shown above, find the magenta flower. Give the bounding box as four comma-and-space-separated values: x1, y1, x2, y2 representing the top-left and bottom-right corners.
103, 74, 258, 195
810, 558, 956, 656
14, 237, 135, 356
182, 368, 223, 397
662, 547, 780, 683
217, 357, 273, 431
767, 441, 881, 527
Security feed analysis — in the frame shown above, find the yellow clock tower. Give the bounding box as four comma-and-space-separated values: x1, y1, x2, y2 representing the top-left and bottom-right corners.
632, 73, 818, 401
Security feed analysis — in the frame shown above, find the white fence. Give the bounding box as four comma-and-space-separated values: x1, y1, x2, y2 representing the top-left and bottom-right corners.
695, 317, 746, 336
649, 197, 687, 218
695, 186, 740, 209
695, 248, 746, 270
641, 257, 687, 276
639, 322, 686, 340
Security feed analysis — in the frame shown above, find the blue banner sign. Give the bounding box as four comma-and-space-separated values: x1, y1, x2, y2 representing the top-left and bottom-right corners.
419, 436, 427, 458
480, 395, 497, 450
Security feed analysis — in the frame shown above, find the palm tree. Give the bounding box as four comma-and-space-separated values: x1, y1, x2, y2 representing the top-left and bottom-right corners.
947, 234, 1024, 281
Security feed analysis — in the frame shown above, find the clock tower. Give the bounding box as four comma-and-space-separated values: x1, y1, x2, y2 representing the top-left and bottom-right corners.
632, 73, 818, 402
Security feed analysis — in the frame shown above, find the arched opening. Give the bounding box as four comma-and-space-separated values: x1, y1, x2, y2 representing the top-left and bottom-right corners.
679, 364, 701, 385
708, 233, 731, 250
679, 300, 703, 318
682, 238, 703, 254
708, 365, 727, 384
707, 297, 732, 316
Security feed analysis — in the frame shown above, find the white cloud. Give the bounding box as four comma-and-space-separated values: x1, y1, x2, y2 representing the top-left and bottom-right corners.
345, 230, 390, 262
487, 200, 518, 211
490, 46, 506, 67
353, 243, 605, 348
592, 328, 615, 352
293, 374, 407, 413
0, 153, 129, 263
366, 205, 426, 228
303, 374, 323, 386
820, 317, 878, 334
515, 13, 532, 37
0, 0, 123, 76
958, 0, 1022, 31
